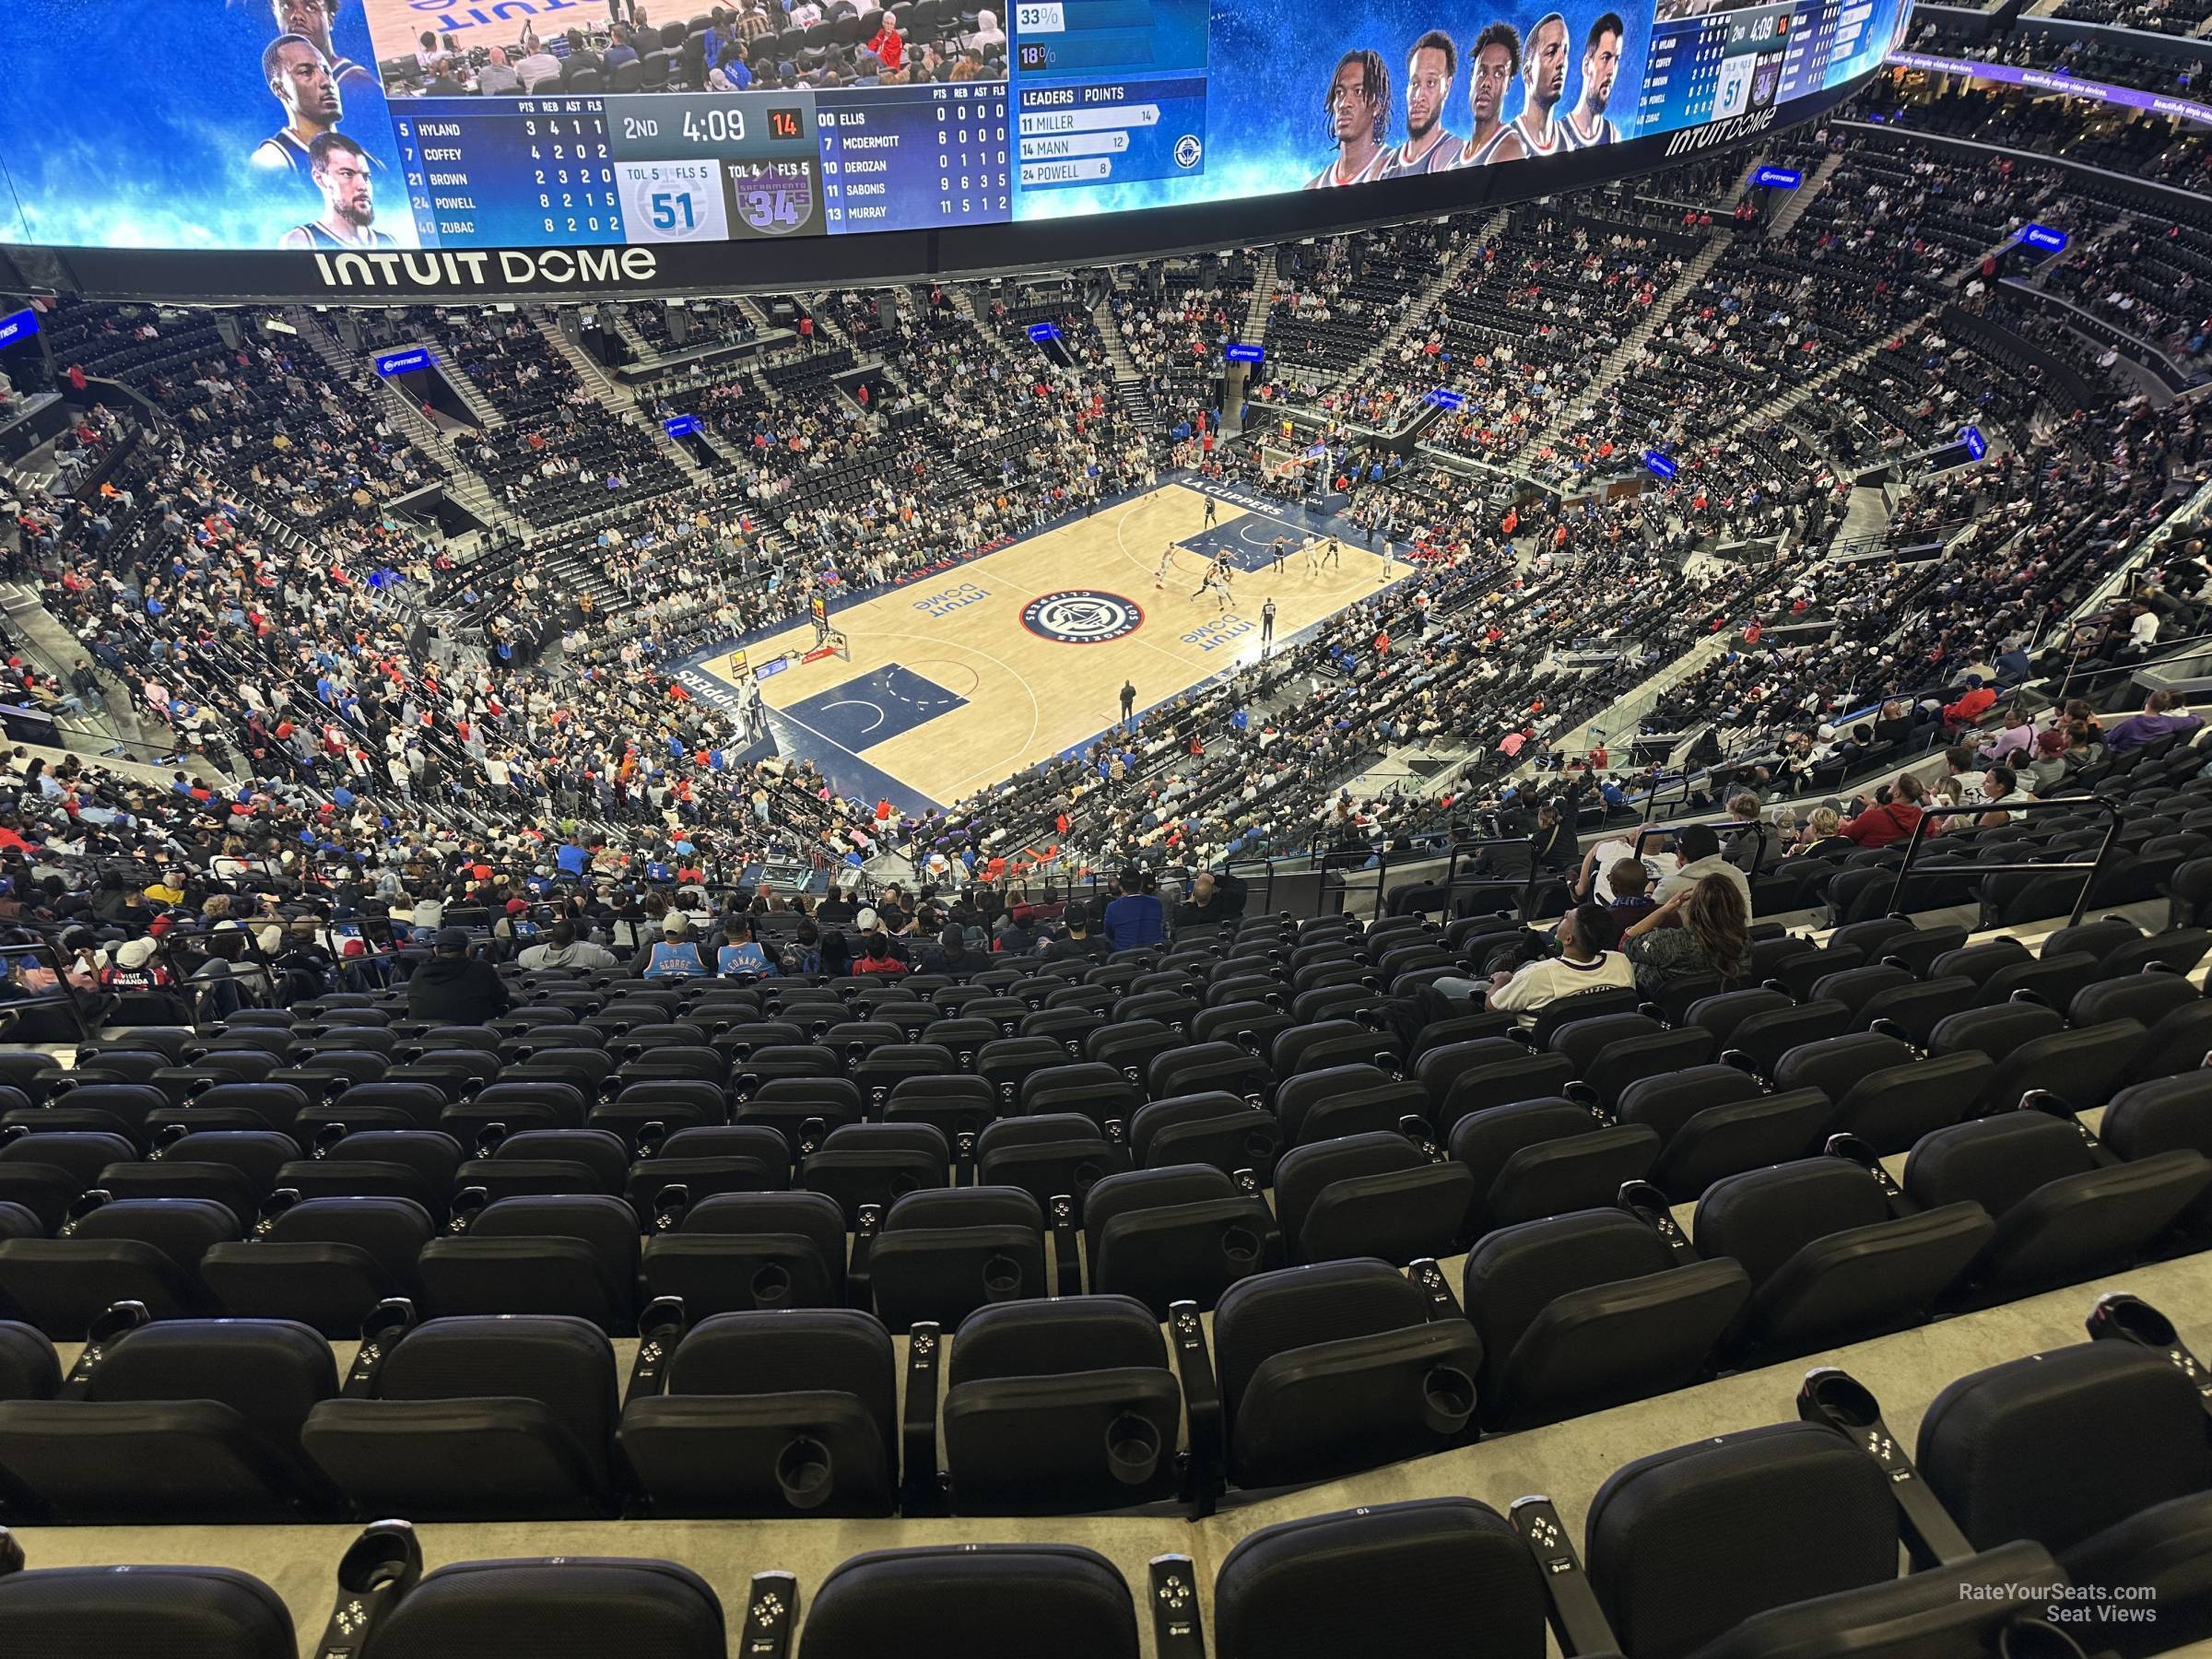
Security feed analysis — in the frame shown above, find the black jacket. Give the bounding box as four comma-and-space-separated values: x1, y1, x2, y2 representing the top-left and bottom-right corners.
406, 956, 512, 1024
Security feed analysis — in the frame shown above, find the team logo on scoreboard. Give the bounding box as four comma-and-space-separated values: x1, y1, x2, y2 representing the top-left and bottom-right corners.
1021, 590, 1144, 645
1174, 135, 1204, 170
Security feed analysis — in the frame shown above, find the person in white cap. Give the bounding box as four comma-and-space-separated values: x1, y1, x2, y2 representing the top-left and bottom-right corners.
100, 935, 171, 991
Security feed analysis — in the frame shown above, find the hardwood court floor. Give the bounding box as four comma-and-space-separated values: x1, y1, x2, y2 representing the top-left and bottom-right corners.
696, 481, 1402, 811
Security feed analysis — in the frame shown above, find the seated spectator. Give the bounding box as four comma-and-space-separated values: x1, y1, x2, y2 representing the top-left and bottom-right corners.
1621, 874, 1749, 999
1042, 901, 1108, 962
923, 924, 985, 976
1721, 793, 1769, 875
640, 914, 712, 978
2026, 729, 2070, 795
1478, 903, 1634, 1019
1102, 868, 1164, 951
517, 920, 615, 970
853, 930, 909, 975
1979, 766, 2021, 830
406, 928, 511, 1024
1975, 704, 2037, 767
2106, 689, 2205, 756
1177, 871, 1232, 928
1653, 823, 1751, 909
1787, 806, 1848, 858
1530, 802, 1574, 872
1605, 858, 1658, 927
716, 918, 773, 976
1841, 772, 1928, 848
1943, 677, 1996, 730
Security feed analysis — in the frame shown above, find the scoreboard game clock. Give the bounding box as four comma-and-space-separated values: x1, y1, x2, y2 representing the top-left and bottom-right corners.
608, 94, 824, 242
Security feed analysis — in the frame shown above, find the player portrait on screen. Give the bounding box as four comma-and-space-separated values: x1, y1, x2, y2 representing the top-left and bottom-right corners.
1447, 23, 1526, 168
1562, 12, 1625, 147
1510, 12, 1571, 156
1378, 30, 1461, 177
252, 34, 362, 174
280, 133, 394, 248
1307, 50, 1392, 188
270, 0, 377, 95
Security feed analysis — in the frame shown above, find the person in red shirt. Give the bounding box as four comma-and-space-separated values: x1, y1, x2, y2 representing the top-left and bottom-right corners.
1841, 772, 1928, 848
867, 18, 903, 67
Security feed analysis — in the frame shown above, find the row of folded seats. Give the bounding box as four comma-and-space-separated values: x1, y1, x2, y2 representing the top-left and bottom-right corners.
1, 1289, 2206, 1658
5, 1032, 2211, 1526
3, 911, 2207, 1337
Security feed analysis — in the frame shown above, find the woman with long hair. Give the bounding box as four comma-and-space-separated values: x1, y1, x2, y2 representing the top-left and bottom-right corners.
1620, 872, 1750, 998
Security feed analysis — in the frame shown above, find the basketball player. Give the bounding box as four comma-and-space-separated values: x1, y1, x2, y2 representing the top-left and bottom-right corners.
281, 133, 394, 248
271, 0, 377, 94
1323, 535, 1342, 571
1154, 545, 1177, 589
1510, 14, 1571, 159
1302, 534, 1320, 572
253, 35, 348, 174
1378, 31, 1460, 179
1447, 24, 1526, 168
1269, 536, 1288, 574
1307, 50, 1391, 189
1202, 494, 1218, 526
1562, 13, 1625, 148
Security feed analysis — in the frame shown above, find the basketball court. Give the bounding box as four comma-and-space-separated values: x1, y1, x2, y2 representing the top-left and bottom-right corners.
677, 479, 1409, 814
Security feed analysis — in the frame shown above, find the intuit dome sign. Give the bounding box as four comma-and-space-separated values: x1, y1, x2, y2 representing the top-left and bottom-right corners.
312, 247, 664, 293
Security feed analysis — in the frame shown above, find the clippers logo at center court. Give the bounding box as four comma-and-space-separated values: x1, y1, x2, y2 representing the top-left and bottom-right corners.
1021, 590, 1144, 644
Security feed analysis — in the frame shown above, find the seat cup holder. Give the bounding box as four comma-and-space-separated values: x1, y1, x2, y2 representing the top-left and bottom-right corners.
982, 1253, 1024, 1299
774, 1435, 834, 1510
751, 1263, 794, 1306
1420, 1365, 1476, 1434
1105, 1411, 1162, 1485
1998, 1618, 2089, 1659
1219, 1226, 1261, 1267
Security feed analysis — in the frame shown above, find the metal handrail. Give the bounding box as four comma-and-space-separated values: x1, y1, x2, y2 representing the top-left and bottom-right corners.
1882, 796, 2124, 930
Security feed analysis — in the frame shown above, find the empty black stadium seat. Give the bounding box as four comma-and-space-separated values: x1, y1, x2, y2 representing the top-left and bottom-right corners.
0, 1316, 337, 1522
200, 1194, 433, 1334
0, 1557, 293, 1658
300, 1313, 619, 1519
798, 1543, 1139, 1659
1213, 1258, 1481, 1488
641, 1189, 847, 1316
0, 1195, 239, 1336
618, 1307, 896, 1517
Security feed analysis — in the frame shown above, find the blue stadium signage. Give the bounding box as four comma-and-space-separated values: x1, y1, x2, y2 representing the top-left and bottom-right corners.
665, 415, 703, 438
0, 308, 40, 349
2020, 224, 2068, 253
1426, 387, 1466, 412
1224, 342, 1265, 363
372, 347, 437, 376
1961, 426, 1986, 461
1644, 450, 1677, 480
1752, 166, 1802, 188
1027, 321, 1063, 343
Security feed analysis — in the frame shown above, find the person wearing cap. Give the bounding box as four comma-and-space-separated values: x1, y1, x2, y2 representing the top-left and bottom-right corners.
406, 926, 512, 1023
1042, 900, 1109, 962
100, 934, 173, 992
994, 902, 1041, 955
639, 912, 712, 978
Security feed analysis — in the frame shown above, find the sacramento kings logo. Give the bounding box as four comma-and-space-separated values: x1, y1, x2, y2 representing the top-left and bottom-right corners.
1021, 590, 1144, 644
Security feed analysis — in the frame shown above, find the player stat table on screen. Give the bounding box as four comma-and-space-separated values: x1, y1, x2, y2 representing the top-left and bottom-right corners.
1013, 0, 1209, 191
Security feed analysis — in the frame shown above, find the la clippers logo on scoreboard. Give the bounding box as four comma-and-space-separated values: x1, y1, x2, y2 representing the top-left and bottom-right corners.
1021, 590, 1144, 644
